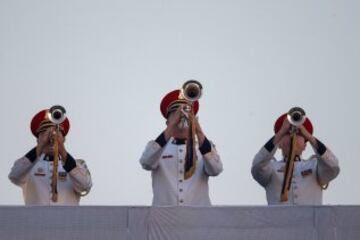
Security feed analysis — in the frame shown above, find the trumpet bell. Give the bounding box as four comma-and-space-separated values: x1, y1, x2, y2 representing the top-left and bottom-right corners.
48, 105, 67, 125
287, 107, 306, 127
180, 80, 203, 102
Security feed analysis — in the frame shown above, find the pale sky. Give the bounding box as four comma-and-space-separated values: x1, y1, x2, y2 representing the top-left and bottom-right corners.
0, 0, 359, 205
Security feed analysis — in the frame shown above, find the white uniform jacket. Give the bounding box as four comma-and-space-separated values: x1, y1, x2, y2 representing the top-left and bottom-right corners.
9, 147, 92, 206
251, 137, 340, 205
140, 133, 223, 206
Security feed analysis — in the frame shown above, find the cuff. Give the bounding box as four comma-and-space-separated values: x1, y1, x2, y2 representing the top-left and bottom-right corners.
155, 132, 167, 148
264, 136, 275, 152
25, 147, 37, 163
63, 153, 77, 172
199, 137, 212, 155
315, 138, 327, 156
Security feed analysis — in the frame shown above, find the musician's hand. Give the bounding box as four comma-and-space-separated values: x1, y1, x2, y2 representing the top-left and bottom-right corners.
194, 117, 205, 146
168, 107, 182, 128
273, 118, 291, 145
36, 127, 52, 156
56, 131, 67, 161
280, 118, 291, 135
49, 129, 68, 161
164, 107, 182, 140
299, 125, 318, 149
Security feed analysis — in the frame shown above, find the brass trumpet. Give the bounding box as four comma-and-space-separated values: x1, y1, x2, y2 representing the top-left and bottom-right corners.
280, 107, 306, 202
48, 105, 67, 125
47, 105, 67, 202
179, 80, 202, 179
180, 80, 203, 102
287, 107, 306, 127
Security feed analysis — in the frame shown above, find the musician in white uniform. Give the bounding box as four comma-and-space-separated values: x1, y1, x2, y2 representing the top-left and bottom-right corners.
140, 88, 223, 206
251, 111, 340, 205
9, 109, 92, 206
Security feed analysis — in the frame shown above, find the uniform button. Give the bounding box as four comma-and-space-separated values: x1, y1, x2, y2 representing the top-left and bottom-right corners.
179, 199, 184, 203
179, 170, 183, 174
293, 186, 298, 190
179, 149, 183, 153
294, 194, 298, 198
179, 188, 183, 192
179, 179, 183, 183
179, 160, 183, 163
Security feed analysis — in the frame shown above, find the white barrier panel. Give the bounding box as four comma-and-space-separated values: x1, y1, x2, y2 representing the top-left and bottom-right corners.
0, 206, 359, 240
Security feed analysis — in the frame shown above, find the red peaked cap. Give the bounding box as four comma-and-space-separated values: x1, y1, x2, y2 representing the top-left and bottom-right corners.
30, 109, 70, 137
274, 113, 313, 134
160, 90, 199, 118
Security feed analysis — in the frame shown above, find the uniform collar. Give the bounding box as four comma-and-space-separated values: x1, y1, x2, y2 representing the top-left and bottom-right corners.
172, 138, 186, 145
43, 155, 54, 161
43, 155, 63, 161
283, 155, 301, 162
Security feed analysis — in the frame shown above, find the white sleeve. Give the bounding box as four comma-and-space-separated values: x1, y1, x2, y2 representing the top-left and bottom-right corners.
251, 147, 276, 187
139, 141, 165, 170
8, 157, 34, 186
316, 149, 340, 185
202, 142, 223, 176
9, 148, 39, 186
68, 159, 93, 196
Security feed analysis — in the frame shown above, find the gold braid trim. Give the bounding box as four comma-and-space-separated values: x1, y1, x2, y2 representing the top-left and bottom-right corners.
316, 168, 329, 190
320, 183, 329, 190
184, 162, 197, 180
36, 120, 65, 136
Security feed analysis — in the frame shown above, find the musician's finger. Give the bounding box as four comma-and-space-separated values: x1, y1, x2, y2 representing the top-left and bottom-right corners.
281, 119, 291, 133
45, 128, 52, 140
176, 106, 183, 116
58, 132, 65, 143
174, 107, 183, 120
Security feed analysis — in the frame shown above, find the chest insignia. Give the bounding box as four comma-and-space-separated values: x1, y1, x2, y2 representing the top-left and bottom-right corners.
34, 167, 46, 176
277, 166, 285, 172
301, 169, 313, 177
58, 172, 67, 181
